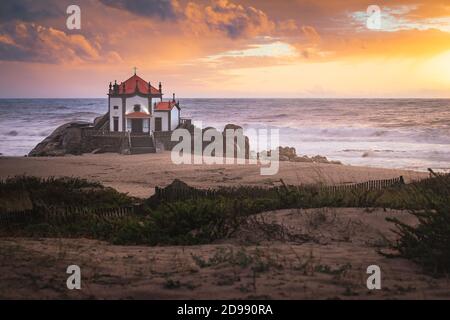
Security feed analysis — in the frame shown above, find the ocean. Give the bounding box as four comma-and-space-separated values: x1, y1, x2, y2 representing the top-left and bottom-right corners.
0, 98, 449, 171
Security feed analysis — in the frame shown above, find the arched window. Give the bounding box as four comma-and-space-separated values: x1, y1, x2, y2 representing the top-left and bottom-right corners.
134, 104, 141, 112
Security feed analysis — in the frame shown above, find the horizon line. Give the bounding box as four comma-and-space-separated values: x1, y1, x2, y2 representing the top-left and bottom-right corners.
1, 97, 450, 100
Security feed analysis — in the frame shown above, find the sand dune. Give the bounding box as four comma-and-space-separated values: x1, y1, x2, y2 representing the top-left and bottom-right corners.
1, 153, 442, 299
1, 208, 449, 300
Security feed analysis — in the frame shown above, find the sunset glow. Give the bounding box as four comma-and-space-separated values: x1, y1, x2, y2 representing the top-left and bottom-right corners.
0, 0, 449, 98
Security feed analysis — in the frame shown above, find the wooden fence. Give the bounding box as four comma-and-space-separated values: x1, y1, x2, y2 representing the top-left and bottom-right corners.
0, 205, 134, 225
152, 176, 406, 204
1, 176, 408, 224
318, 176, 404, 194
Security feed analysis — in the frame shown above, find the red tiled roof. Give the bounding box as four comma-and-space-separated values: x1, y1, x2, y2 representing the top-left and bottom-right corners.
117, 74, 160, 95
155, 101, 178, 111
125, 111, 151, 118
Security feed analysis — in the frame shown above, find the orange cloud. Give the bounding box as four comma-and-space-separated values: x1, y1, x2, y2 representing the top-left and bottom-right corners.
318, 29, 450, 60
405, 3, 450, 19
1, 0, 450, 98
0, 22, 123, 64
184, 0, 276, 38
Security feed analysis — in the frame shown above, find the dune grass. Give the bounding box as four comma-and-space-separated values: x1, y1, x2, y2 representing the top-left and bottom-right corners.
0, 176, 133, 210
1, 174, 449, 275
385, 173, 450, 276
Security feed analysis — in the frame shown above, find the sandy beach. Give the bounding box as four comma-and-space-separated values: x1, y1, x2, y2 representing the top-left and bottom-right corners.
1, 208, 449, 300
0, 152, 427, 198
1, 153, 447, 299
1, 0, 450, 304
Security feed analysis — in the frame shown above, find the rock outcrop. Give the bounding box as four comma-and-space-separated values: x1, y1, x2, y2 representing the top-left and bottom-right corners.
28, 112, 250, 158
222, 124, 250, 159
28, 122, 91, 157
259, 146, 342, 165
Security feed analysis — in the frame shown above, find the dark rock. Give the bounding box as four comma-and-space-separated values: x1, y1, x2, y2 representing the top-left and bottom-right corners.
7, 130, 18, 136
177, 121, 195, 131
176, 123, 250, 159
222, 124, 250, 159
223, 123, 243, 132
259, 146, 342, 165
165, 179, 192, 191
62, 126, 83, 154
293, 156, 313, 163
28, 121, 90, 157
278, 146, 297, 160
93, 113, 110, 130
30, 110, 251, 159
202, 126, 217, 133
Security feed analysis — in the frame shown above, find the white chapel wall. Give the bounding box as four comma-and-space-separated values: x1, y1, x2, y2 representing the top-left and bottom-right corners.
109, 97, 123, 131
125, 96, 149, 114
153, 111, 169, 131
170, 107, 179, 130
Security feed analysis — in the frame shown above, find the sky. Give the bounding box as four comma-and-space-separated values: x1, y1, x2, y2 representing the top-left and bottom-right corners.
0, 0, 450, 98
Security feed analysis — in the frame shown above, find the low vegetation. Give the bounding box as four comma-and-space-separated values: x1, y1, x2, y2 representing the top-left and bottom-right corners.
0, 176, 132, 210
1, 174, 449, 275
385, 173, 450, 276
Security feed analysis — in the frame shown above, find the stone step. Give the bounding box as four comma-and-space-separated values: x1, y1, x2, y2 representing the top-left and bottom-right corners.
130, 147, 156, 154
130, 136, 154, 148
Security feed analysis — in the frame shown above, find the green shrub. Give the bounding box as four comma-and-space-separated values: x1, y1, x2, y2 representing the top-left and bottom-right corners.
387, 174, 450, 275
0, 176, 133, 210
2, 174, 449, 259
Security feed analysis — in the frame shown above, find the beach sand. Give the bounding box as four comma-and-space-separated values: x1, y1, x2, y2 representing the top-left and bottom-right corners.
0, 152, 427, 198
1, 208, 449, 299
1, 153, 444, 299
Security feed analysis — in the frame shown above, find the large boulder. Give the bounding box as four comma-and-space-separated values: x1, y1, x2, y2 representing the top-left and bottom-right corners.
223, 124, 243, 132
278, 146, 297, 160
28, 121, 90, 157
173, 123, 251, 159
222, 124, 250, 159
93, 113, 110, 130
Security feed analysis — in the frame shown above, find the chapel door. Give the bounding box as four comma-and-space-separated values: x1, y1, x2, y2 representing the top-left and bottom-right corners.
131, 119, 143, 133
113, 117, 119, 132
155, 117, 162, 132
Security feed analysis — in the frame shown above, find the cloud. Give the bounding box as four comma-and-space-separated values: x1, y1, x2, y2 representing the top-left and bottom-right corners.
349, 4, 450, 33
306, 28, 450, 61
184, 0, 275, 38
199, 41, 299, 69
0, 0, 62, 22
99, 0, 179, 20
0, 22, 122, 64
0, 0, 449, 69
301, 26, 320, 42
404, 3, 450, 19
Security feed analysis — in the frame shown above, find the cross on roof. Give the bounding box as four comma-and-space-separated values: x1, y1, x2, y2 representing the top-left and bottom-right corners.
133, 67, 137, 75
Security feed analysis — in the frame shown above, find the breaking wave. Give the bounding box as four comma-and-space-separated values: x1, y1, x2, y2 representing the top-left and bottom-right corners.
1, 98, 450, 171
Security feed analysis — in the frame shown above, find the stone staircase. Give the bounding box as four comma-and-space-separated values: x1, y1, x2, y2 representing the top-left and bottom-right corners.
130, 135, 156, 154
